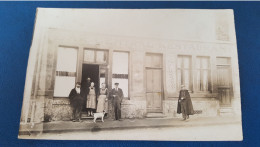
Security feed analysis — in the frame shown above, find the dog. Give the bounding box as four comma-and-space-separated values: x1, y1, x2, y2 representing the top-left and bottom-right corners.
93, 110, 106, 123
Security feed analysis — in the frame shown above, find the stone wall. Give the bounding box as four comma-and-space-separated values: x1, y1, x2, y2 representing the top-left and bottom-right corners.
121, 100, 146, 119
50, 99, 72, 121
163, 98, 220, 118
44, 99, 147, 121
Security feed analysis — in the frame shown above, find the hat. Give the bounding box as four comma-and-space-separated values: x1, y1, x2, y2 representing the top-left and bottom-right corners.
114, 82, 119, 85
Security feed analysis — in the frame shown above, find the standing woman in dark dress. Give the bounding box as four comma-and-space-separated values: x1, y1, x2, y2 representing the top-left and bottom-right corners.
177, 85, 194, 120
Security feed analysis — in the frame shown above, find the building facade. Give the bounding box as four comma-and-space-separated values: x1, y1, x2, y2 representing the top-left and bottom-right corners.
20, 9, 241, 123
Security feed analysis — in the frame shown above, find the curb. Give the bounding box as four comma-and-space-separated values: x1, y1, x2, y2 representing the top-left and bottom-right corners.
19, 120, 241, 136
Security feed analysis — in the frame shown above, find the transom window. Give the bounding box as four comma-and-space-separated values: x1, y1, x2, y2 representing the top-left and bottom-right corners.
84, 49, 108, 64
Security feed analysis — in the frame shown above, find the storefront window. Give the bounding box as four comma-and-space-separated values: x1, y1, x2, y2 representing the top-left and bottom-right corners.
112, 51, 129, 97
177, 55, 192, 91
54, 47, 78, 97
196, 57, 211, 92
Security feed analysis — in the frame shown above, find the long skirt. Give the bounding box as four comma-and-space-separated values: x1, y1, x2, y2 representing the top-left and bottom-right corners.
86, 94, 96, 109
96, 95, 108, 113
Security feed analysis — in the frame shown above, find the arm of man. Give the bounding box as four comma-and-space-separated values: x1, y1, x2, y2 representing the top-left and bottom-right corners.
108, 89, 114, 100
69, 89, 75, 101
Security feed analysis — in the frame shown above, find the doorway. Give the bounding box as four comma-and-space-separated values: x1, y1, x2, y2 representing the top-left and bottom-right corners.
81, 64, 100, 89
81, 64, 99, 112
217, 65, 232, 106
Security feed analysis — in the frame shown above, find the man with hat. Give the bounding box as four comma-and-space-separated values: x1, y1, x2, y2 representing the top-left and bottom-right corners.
110, 82, 124, 121
177, 85, 194, 121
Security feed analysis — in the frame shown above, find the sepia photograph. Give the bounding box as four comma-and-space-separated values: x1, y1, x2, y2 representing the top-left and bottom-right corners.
18, 8, 243, 141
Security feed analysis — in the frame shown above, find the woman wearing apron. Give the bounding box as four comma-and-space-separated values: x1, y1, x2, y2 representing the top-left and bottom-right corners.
86, 82, 96, 116
96, 83, 109, 113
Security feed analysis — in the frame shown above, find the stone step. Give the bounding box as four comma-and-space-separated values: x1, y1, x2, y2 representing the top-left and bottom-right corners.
81, 113, 94, 119
146, 113, 166, 118
219, 107, 234, 116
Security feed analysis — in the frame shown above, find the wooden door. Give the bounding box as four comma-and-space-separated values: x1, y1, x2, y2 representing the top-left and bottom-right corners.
217, 66, 232, 106
146, 68, 162, 112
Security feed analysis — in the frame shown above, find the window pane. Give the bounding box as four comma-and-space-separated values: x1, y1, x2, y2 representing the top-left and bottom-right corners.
56, 47, 78, 72
196, 58, 201, 69
202, 70, 208, 91
96, 51, 106, 63
145, 54, 152, 67
184, 69, 190, 89
197, 70, 201, 90
152, 55, 162, 68
202, 58, 209, 69
183, 57, 190, 69
112, 52, 129, 97
112, 52, 128, 74
177, 57, 182, 68
99, 68, 106, 88
84, 50, 95, 62
177, 69, 181, 90
54, 77, 76, 97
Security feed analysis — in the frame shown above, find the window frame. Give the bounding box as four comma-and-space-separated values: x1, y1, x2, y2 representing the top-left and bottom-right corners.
177, 55, 193, 92
53, 46, 79, 98
112, 50, 130, 99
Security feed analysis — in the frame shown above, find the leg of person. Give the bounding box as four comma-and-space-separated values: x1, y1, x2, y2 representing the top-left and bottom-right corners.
118, 103, 122, 120
180, 102, 186, 120
72, 107, 76, 121
75, 106, 80, 121
183, 102, 187, 120
90, 109, 93, 116
114, 103, 118, 120
78, 105, 82, 121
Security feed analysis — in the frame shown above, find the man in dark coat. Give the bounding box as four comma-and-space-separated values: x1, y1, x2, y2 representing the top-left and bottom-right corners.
110, 82, 124, 121
81, 77, 91, 112
177, 85, 194, 120
69, 82, 84, 122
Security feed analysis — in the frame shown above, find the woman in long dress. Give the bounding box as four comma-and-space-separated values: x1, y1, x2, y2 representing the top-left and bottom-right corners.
96, 83, 109, 113
86, 82, 96, 116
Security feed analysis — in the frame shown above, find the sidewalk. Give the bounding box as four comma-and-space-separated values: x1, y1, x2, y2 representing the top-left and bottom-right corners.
19, 116, 241, 135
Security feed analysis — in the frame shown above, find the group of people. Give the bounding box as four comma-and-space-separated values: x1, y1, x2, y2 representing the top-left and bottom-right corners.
68, 77, 124, 122
69, 77, 194, 122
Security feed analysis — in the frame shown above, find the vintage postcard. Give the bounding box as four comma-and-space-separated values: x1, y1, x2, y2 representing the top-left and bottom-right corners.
18, 8, 243, 140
